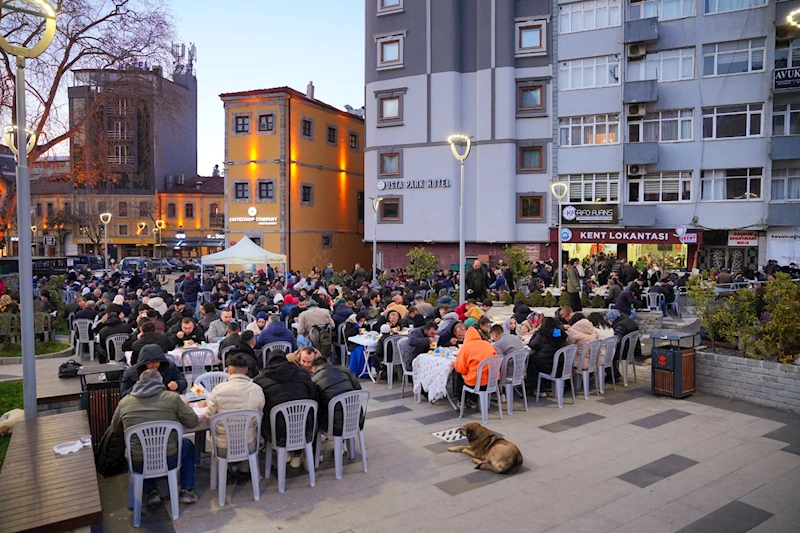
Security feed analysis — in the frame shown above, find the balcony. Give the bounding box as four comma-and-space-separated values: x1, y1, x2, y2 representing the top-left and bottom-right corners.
771, 136, 800, 160
624, 143, 659, 165
209, 213, 225, 229
774, 67, 800, 92
623, 80, 658, 104
623, 17, 659, 44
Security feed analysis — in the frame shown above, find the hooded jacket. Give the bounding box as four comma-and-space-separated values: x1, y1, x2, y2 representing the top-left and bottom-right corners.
404, 327, 433, 368
146, 296, 168, 317
181, 276, 201, 301
204, 373, 265, 449
528, 327, 567, 375
255, 320, 297, 351
611, 314, 641, 359
454, 327, 498, 387
567, 318, 598, 370
97, 315, 133, 362
253, 355, 317, 445
120, 344, 188, 398
492, 331, 524, 356
226, 340, 261, 378
513, 304, 532, 325
331, 303, 354, 326
311, 362, 361, 431
615, 289, 638, 316
296, 306, 334, 336
437, 312, 459, 335
109, 378, 198, 463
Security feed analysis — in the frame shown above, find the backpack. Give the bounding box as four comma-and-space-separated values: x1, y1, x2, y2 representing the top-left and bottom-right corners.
308, 325, 332, 358
58, 359, 82, 379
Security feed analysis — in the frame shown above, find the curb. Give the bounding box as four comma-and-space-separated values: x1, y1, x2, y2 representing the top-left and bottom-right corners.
0, 347, 74, 366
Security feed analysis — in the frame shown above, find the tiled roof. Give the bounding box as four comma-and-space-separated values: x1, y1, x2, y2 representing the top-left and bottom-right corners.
163, 177, 224, 195
219, 86, 364, 121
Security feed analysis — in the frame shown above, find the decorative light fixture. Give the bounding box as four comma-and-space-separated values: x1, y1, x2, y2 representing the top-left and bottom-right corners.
3, 125, 37, 156
788, 9, 800, 28
447, 133, 472, 304
550, 182, 569, 290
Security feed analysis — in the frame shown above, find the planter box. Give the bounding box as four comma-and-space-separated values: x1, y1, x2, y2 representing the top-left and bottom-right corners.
695, 351, 800, 413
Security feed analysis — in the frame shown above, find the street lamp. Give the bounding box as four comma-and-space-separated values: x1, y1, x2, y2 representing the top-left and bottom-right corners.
100, 212, 112, 271
0, 0, 57, 421
447, 134, 472, 304
370, 197, 384, 282
550, 182, 569, 290
155, 220, 165, 278
30, 225, 37, 255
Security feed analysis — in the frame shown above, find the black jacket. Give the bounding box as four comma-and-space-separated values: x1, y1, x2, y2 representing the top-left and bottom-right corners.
167, 322, 205, 347
611, 315, 642, 359
466, 267, 488, 295
181, 277, 201, 302
254, 355, 317, 445
130, 332, 174, 364
120, 345, 188, 398
311, 362, 361, 431
226, 340, 261, 378
75, 308, 99, 320
528, 329, 568, 375
405, 327, 431, 368
96, 316, 133, 362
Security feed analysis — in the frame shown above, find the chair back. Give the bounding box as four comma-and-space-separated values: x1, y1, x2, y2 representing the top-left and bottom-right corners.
336, 322, 347, 345
63, 290, 76, 304
195, 371, 229, 392
124, 421, 183, 478
262, 341, 293, 366
68, 313, 75, 332
210, 409, 262, 462
620, 331, 640, 364
183, 348, 214, 377
219, 345, 236, 367
326, 390, 370, 437
551, 345, 578, 379
646, 292, 664, 310
383, 335, 404, 364
201, 291, 212, 303
601, 336, 619, 369
580, 339, 604, 372
397, 337, 411, 373
246, 313, 257, 325
438, 288, 449, 296
269, 399, 317, 451
73, 318, 93, 341
503, 349, 529, 386
474, 354, 504, 393
106, 333, 128, 363
366, 319, 378, 331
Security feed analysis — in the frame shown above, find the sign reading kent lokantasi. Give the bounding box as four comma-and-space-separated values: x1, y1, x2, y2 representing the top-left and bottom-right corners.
561, 203, 618, 224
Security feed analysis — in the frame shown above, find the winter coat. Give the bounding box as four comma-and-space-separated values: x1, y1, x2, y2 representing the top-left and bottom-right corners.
606, 283, 622, 304
454, 327, 498, 387
528, 328, 567, 375
130, 332, 175, 365
181, 277, 201, 302
296, 306, 334, 337
255, 321, 297, 351
204, 374, 265, 450
199, 312, 219, 330
206, 319, 230, 340
513, 304, 532, 325
167, 322, 205, 347
567, 266, 581, 293
120, 344, 188, 398
567, 319, 598, 370
615, 290, 638, 316
311, 362, 361, 432
146, 297, 168, 317
611, 315, 642, 360
96, 315, 133, 361
404, 327, 433, 368
253, 355, 317, 445
332, 304, 355, 326
226, 341, 261, 378
437, 312, 459, 335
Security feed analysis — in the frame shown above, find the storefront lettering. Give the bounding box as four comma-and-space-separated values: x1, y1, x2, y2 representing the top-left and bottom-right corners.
579, 231, 670, 241
376, 179, 451, 191
228, 216, 278, 226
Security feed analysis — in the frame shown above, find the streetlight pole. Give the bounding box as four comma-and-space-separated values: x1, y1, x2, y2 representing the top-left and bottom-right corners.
550, 182, 568, 290
100, 212, 112, 272
0, 0, 57, 420
447, 134, 472, 304
370, 197, 384, 282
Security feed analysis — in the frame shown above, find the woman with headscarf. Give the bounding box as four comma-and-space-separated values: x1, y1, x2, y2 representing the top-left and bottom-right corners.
502, 316, 518, 336
566, 313, 598, 371
518, 311, 542, 337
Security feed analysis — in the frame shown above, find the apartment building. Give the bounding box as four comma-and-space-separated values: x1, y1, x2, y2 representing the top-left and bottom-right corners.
365, 0, 800, 271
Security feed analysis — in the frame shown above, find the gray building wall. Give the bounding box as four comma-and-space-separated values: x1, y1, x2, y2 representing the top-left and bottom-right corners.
153, 72, 199, 191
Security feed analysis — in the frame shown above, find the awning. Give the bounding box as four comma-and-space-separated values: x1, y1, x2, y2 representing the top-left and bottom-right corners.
162, 239, 224, 248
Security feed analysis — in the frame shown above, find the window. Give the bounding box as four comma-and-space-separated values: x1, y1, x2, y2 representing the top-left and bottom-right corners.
559, 114, 620, 146
79, 202, 87, 215
559, 0, 621, 34
301, 184, 314, 206
378, 0, 403, 14
234, 182, 249, 200
139, 201, 148, 217
772, 104, 800, 136
258, 114, 274, 132
775, 38, 800, 69
558, 55, 620, 90
379, 198, 401, 221
321, 234, 333, 248
516, 19, 547, 56
563, 173, 620, 203
375, 88, 407, 127
628, 109, 693, 142
301, 118, 313, 139
235, 115, 250, 134
380, 153, 401, 176
518, 147, 544, 171
185, 203, 194, 218
35, 202, 42, 217
704, 0, 765, 15
375, 32, 406, 69
349, 132, 359, 150
117, 99, 128, 115
210, 203, 219, 215
357, 190, 365, 224
628, 0, 694, 21
701, 168, 762, 200
63, 202, 71, 214
380, 97, 400, 120
119, 224, 128, 236
518, 196, 544, 219
46, 202, 54, 217
258, 181, 275, 200
118, 201, 128, 217
519, 86, 543, 110
702, 104, 762, 139
327, 126, 337, 145
109, 144, 132, 164
98, 201, 107, 214
166, 203, 177, 218
627, 48, 695, 82
703, 39, 764, 77
628, 171, 693, 202
772, 168, 800, 201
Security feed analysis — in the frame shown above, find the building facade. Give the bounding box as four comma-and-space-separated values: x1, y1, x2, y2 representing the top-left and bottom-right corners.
365, 0, 800, 271
220, 85, 370, 273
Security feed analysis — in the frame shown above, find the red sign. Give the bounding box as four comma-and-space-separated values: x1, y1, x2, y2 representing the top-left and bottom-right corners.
549, 229, 702, 245
229, 240, 237, 246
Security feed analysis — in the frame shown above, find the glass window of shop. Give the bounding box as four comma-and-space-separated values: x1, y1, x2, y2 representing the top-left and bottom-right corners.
562, 243, 619, 262
629, 243, 687, 269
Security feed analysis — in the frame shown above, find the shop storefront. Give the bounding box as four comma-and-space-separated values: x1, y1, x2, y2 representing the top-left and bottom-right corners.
766, 227, 800, 266
162, 232, 225, 259
697, 230, 762, 272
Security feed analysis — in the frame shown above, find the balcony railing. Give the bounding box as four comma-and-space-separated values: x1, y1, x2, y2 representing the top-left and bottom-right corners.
107, 155, 134, 165
209, 213, 225, 229
774, 67, 800, 91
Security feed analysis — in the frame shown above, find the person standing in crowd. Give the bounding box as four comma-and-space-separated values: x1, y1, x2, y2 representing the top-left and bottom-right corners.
567, 258, 582, 312
466, 260, 488, 301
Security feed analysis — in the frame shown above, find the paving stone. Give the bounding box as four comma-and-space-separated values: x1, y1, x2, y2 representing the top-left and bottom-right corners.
675, 500, 773, 533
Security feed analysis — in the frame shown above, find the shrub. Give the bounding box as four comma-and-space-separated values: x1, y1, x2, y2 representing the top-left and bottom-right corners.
500, 292, 513, 305
581, 292, 591, 308
591, 294, 606, 309
543, 292, 557, 308
715, 288, 758, 353
406, 247, 439, 282
503, 245, 529, 289
558, 292, 570, 307
426, 293, 439, 307
528, 291, 544, 308
751, 273, 800, 362
514, 291, 527, 304
686, 272, 724, 350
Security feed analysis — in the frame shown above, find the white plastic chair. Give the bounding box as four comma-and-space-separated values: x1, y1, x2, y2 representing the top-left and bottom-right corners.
598, 336, 619, 393
106, 333, 129, 363
209, 409, 262, 507
459, 354, 504, 424
502, 349, 530, 414
381, 336, 405, 389
261, 341, 294, 367
336, 322, 349, 366
574, 339, 603, 399
182, 348, 214, 386
619, 331, 640, 386
194, 371, 229, 392
396, 338, 415, 399
314, 390, 369, 479
264, 399, 317, 493
68, 313, 76, 347
645, 292, 664, 312
125, 421, 183, 528
535, 345, 577, 408
73, 318, 95, 361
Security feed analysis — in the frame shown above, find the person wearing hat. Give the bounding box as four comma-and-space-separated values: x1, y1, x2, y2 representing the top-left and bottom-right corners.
246, 311, 269, 336
120, 343, 188, 398
166, 297, 193, 322
35, 289, 55, 314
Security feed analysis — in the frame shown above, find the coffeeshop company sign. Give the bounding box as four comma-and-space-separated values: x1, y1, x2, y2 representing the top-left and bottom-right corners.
376, 179, 452, 191
228, 206, 278, 226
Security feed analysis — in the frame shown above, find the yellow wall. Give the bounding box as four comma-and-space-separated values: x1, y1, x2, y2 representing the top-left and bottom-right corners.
156, 193, 224, 234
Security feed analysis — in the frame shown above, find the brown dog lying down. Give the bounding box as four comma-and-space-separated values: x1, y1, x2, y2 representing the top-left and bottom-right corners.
448, 422, 523, 474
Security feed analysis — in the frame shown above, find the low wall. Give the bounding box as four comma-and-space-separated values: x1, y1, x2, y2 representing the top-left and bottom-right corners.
634, 311, 664, 336
696, 351, 800, 413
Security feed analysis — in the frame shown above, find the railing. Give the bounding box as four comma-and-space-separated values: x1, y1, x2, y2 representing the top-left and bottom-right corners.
106, 131, 134, 140
107, 155, 134, 165
209, 213, 225, 229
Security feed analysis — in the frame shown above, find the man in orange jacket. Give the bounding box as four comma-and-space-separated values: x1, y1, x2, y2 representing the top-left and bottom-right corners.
454, 327, 498, 408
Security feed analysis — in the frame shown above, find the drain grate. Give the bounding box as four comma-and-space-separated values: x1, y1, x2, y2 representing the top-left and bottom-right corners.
431, 427, 465, 443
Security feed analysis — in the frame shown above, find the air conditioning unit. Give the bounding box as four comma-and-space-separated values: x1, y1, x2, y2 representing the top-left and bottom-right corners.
627, 104, 647, 118
627, 164, 647, 177
627, 43, 646, 59
776, 26, 796, 43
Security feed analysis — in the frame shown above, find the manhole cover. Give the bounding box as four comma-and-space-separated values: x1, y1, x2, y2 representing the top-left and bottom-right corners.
431, 427, 464, 443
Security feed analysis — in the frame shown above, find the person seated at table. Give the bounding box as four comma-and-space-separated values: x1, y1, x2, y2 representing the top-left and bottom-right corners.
146, 309, 167, 333
605, 309, 641, 382
555, 306, 573, 327
434, 305, 456, 329
490, 324, 523, 356
414, 294, 434, 319
439, 321, 466, 348
256, 313, 297, 352
567, 313, 598, 372
310, 355, 362, 437
343, 312, 368, 352
588, 312, 615, 366
206, 308, 233, 341
481, 300, 495, 321
645, 281, 669, 317
219, 321, 242, 353
464, 299, 484, 322
605, 277, 622, 307
165, 310, 184, 331
513, 303, 532, 327
121, 344, 188, 398
245, 311, 268, 336
198, 302, 220, 329
454, 327, 498, 409
110, 368, 199, 505
470, 316, 492, 341
75, 298, 99, 320
211, 287, 229, 309
332, 296, 356, 327
254, 349, 317, 469
166, 297, 193, 322
614, 287, 638, 318
130, 321, 175, 365
403, 321, 438, 369
95, 305, 133, 364
224, 330, 260, 377
382, 294, 408, 318
526, 317, 567, 393
296, 299, 335, 347
502, 316, 519, 336
401, 306, 425, 329
168, 317, 205, 348
375, 309, 402, 333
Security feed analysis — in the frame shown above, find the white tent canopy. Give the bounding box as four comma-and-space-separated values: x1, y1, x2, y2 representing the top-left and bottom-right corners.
200, 235, 286, 265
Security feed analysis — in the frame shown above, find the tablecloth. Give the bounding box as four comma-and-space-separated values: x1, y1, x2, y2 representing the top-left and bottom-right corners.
124, 342, 220, 367
413, 352, 456, 403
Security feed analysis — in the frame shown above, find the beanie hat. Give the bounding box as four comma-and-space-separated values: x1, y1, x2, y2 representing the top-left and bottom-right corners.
380, 324, 391, 334
256, 311, 268, 320
274, 293, 284, 304
464, 317, 478, 328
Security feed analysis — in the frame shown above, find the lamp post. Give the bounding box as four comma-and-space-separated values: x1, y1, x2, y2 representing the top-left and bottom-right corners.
30, 225, 37, 255
0, 0, 57, 420
550, 182, 569, 290
447, 134, 472, 304
155, 220, 165, 278
99, 212, 112, 271
370, 197, 384, 282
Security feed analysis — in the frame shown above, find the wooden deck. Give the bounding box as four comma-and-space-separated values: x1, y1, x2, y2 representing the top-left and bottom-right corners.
0, 411, 103, 533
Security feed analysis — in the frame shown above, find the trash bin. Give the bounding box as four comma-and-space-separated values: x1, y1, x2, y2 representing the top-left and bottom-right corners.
651, 346, 695, 398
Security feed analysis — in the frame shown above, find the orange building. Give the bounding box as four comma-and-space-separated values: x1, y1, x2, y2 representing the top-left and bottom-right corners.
220, 84, 369, 273
155, 175, 225, 258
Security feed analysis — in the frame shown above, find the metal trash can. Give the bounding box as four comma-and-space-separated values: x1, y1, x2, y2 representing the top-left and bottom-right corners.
651, 346, 695, 398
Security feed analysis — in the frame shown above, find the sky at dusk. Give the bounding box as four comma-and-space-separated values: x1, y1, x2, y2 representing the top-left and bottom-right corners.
170, 0, 366, 176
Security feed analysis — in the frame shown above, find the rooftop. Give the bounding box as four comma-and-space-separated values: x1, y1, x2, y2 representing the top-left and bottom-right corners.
219, 86, 364, 122
162, 176, 224, 195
